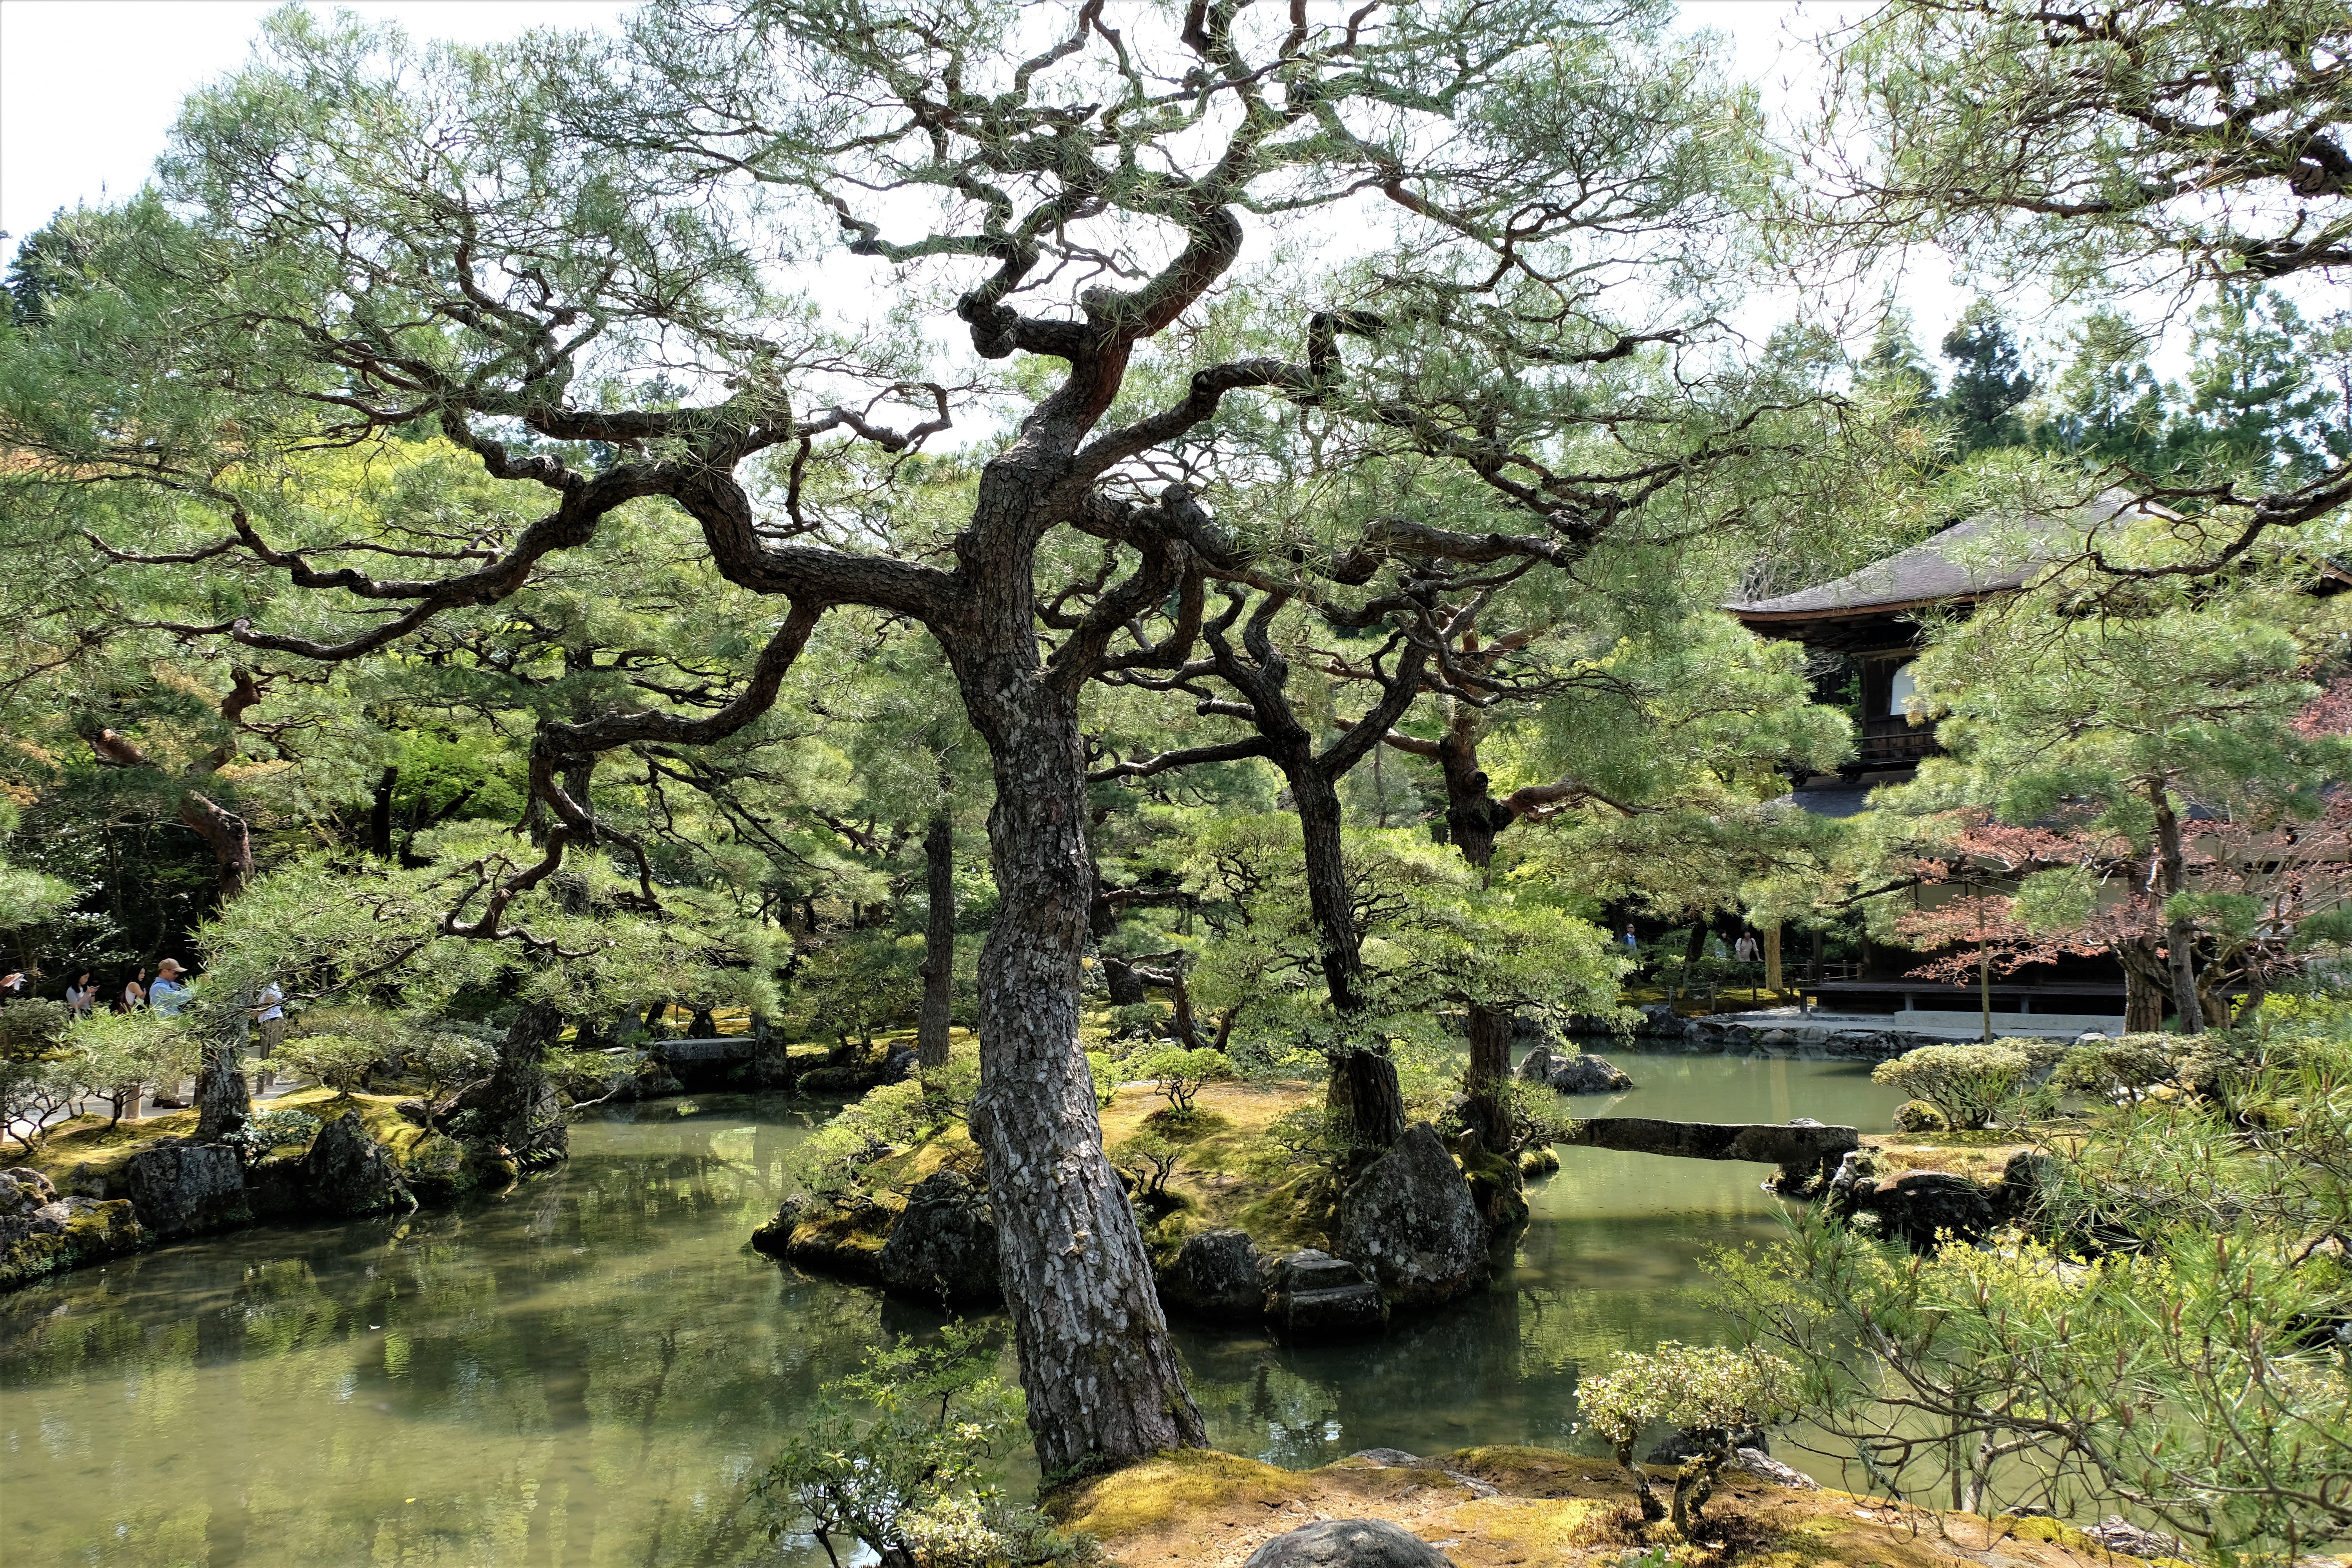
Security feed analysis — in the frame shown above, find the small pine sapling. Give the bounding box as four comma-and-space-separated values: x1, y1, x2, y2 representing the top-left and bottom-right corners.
1579, 1342, 1795, 1535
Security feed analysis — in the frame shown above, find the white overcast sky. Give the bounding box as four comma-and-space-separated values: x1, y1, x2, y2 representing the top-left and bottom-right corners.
0, 0, 1975, 347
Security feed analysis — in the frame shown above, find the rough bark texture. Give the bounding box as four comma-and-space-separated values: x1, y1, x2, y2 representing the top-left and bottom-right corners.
448, 1001, 568, 1167
2149, 784, 2206, 1031
917, 808, 955, 1068
1328, 1047, 1408, 1151
369, 766, 398, 859
947, 509, 1206, 1474
193, 1009, 252, 1144
2120, 937, 2168, 1032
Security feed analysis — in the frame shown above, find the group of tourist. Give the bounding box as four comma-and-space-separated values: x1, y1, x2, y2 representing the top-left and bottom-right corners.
2, 958, 287, 1101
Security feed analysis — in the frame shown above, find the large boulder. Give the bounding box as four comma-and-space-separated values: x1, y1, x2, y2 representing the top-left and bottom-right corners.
0, 1195, 146, 1290
1861, 1171, 1998, 1252
1160, 1228, 1267, 1321
298, 1114, 412, 1216
0, 1167, 57, 1217
1515, 1046, 1633, 1094
1242, 1518, 1454, 1568
1334, 1123, 1490, 1308
125, 1143, 251, 1240
877, 1169, 1000, 1303
1266, 1249, 1387, 1338
1551, 1053, 1632, 1093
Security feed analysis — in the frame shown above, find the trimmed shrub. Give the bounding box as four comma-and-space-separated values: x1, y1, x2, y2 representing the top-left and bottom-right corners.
1872, 1041, 2031, 1131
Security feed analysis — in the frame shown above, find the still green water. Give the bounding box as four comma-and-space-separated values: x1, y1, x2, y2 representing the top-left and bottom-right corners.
1, 1055, 1904, 1566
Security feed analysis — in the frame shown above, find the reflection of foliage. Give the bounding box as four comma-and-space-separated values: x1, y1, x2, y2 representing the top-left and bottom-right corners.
753, 1324, 1094, 1568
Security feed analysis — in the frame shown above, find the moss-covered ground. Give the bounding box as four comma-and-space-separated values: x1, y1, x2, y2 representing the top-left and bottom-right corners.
21, 1087, 452, 1191
773, 1077, 1341, 1270
1051, 1445, 2203, 1568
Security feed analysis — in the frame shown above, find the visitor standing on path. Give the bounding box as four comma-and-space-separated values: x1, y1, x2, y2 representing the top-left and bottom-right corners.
149, 959, 192, 1017
1733, 931, 1760, 964
147, 961, 194, 1107
252, 979, 284, 1094
120, 968, 147, 1011
65, 972, 97, 1017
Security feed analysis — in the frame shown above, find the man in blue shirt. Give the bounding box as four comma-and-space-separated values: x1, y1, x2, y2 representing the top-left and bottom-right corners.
149, 958, 192, 1017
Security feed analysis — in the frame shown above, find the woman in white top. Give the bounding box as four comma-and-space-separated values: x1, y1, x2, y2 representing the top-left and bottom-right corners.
121, 969, 147, 1011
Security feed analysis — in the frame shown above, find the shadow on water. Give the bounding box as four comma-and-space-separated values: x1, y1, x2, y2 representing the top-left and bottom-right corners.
0, 1060, 1904, 1566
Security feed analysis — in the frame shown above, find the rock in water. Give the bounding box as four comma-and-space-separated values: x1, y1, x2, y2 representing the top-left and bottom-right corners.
0, 1195, 146, 1290
877, 1169, 1000, 1303
1243, 1518, 1455, 1567
298, 1114, 412, 1216
1512, 1046, 1633, 1094
125, 1144, 252, 1240
1266, 1249, 1387, 1337
1335, 1123, 1490, 1307
1513, 1045, 1563, 1084
1547, 1053, 1632, 1093
1161, 1228, 1267, 1321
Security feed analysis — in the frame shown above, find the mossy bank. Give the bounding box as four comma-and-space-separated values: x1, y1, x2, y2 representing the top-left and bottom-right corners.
1050, 1444, 2225, 1568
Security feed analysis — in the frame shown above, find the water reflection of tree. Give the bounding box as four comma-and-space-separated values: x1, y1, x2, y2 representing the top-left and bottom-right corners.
0, 1103, 870, 1567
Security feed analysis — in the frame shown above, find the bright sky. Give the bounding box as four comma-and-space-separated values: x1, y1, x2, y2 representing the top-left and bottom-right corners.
0, 0, 1971, 344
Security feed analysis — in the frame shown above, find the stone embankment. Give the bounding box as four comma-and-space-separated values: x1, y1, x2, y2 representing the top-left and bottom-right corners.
2, 1090, 505, 1292
756, 1107, 1497, 1336
1566, 1004, 2110, 1062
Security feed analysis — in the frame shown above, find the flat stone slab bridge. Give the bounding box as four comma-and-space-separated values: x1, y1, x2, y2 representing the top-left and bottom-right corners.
1559, 1118, 1858, 1193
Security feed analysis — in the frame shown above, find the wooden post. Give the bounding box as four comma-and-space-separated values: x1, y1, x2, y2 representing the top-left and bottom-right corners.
1764, 924, 1783, 996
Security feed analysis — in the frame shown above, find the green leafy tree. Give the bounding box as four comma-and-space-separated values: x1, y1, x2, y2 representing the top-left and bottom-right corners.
752, 1326, 1091, 1568
1578, 1342, 1796, 1533
1815, 0, 2352, 568
0, 0, 1852, 1466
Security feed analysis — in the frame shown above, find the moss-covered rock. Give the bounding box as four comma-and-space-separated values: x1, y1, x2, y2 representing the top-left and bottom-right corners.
0, 1196, 145, 1289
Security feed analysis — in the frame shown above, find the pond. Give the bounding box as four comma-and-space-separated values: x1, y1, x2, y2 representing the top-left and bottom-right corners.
0, 1054, 1906, 1567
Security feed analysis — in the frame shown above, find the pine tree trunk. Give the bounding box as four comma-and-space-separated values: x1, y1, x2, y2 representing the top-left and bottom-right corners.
1462, 1003, 1515, 1154
2121, 939, 2167, 1032
369, 766, 398, 859
448, 1001, 568, 1166
948, 588, 1205, 1475
1433, 709, 1517, 1150
1327, 1047, 1407, 1151
918, 808, 956, 1068
1764, 924, 1783, 994
2149, 784, 2205, 1032
193, 1004, 252, 1143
